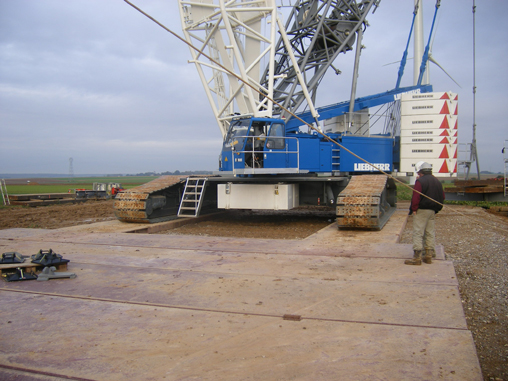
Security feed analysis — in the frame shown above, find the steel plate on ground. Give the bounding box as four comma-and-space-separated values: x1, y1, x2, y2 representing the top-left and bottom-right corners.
0, 209, 482, 380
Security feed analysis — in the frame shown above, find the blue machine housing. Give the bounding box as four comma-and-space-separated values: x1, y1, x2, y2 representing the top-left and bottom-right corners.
219, 117, 393, 175
338, 134, 393, 173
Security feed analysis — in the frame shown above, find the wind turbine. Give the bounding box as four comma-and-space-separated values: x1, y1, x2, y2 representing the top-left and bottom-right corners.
413, 0, 460, 87
413, 0, 426, 85
413, 0, 462, 88
394, 0, 459, 89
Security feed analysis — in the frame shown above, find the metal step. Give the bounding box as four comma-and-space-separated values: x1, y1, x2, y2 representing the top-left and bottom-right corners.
177, 178, 208, 218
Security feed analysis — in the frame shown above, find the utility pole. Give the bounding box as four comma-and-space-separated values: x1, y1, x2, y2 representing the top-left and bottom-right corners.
69, 157, 74, 181
468, 0, 481, 179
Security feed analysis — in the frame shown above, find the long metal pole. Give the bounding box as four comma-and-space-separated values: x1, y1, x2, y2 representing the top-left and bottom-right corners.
417, 0, 440, 86
348, 27, 364, 133
396, 0, 419, 89
413, 0, 424, 85
472, 0, 481, 178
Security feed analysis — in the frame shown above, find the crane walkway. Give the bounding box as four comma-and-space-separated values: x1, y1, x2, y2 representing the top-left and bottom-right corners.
0, 208, 482, 380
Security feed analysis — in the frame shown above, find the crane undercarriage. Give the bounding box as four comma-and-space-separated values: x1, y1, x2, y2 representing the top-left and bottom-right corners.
114, 174, 396, 230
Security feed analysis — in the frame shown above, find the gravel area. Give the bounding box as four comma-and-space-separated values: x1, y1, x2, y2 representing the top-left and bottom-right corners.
400, 204, 508, 381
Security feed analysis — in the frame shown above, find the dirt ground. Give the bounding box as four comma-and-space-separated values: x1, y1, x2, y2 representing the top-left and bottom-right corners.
0, 200, 116, 230
157, 208, 336, 239
0, 200, 507, 380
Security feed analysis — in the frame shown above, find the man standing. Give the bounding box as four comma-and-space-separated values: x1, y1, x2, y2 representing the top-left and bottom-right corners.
405, 161, 445, 265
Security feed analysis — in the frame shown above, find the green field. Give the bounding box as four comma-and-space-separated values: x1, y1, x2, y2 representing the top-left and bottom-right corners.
395, 182, 413, 201
396, 181, 458, 201
4, 176, 157, 195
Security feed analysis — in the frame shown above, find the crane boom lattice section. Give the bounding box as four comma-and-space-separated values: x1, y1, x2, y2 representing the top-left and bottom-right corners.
261, 0, 378, 122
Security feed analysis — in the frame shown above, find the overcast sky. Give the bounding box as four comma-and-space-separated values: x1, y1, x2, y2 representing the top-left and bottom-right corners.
1, 0, 507, 175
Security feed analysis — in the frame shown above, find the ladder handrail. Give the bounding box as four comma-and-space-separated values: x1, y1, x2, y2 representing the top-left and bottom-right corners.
178, 177, 208, 218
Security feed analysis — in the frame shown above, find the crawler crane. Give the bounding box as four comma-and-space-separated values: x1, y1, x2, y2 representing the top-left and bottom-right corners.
115, 0, 433, 229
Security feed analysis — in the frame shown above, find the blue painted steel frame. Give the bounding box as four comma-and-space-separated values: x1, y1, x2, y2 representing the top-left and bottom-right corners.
339, 135, 393, 172
285, 84, 433, 132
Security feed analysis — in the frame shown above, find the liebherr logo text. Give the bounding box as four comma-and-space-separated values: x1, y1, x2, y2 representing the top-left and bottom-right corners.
354, 163, 390, 171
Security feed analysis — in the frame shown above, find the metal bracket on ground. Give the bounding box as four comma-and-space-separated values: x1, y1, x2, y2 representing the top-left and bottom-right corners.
37, 266, 77, 281
31, 249, 70, 266
0, 252, 26, 264
5, 268, 37, 282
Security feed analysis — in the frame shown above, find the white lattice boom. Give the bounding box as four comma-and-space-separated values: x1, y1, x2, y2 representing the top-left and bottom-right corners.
178, 0, 282, 137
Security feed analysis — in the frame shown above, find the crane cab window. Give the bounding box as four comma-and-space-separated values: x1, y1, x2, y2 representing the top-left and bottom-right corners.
266, 123, 285, 149
225, 119, 250, 148
250, 121, 267, 151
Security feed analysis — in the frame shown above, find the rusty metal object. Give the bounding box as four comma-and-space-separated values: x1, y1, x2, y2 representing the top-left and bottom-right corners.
113, 176, 185, 223
447, 179, 506, 194
454, 179, 504, 187
283, 314, 302, 321
336, 175, 396, 230
446, 185, 505, 194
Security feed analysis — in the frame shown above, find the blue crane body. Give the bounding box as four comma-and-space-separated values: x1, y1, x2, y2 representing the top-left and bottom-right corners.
219, 116, 394, 175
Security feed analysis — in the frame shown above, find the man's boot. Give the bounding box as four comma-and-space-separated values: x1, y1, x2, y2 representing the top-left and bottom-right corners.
405, 250, 422, 265
423, 249, 433, 264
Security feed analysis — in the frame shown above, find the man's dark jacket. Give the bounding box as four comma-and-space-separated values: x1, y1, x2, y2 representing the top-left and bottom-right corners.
410, 173, 445, 213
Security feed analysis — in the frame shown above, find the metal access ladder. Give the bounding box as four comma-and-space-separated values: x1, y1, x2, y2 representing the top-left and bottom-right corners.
177, 177, 208, 217
1, 179, 10, 206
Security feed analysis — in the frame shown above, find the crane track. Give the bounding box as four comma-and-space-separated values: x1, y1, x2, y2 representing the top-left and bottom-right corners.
114, 176, 186, 223
336, 175, 396, 230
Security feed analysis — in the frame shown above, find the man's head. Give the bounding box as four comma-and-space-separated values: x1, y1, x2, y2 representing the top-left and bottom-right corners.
415, 161, 432, 175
